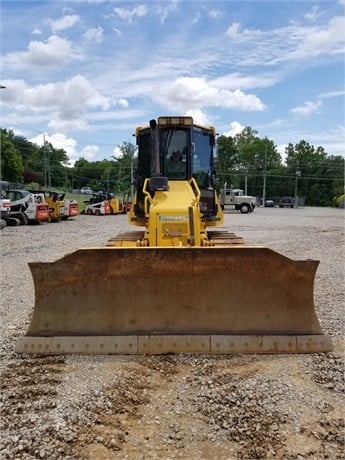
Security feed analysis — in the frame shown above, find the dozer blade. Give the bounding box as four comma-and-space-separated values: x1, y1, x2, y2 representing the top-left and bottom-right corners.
15, 247, 333, 355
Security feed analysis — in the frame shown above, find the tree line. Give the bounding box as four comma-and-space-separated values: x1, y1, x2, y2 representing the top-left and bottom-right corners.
1, 127, 344, 206
217, 127, 344, 206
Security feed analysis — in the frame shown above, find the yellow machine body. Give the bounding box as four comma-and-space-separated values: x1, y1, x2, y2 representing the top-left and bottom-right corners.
31, 190, 65, 222
109, 197, 125, 214
16, 117, 333, 355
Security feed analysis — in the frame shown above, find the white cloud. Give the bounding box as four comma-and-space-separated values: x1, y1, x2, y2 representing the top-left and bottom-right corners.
155, 0, 179, 24
48, 14, 80, 33
1, 76, 110, 131
191, 12, 201, 24
209, 9, 221, 19
29, 132, 100, 166
32, 28, 42, 35
155, 77, 266, 112
113, 28, 122, 37
117, 98, 129, 108
224, 16, 345, 66
319, 89, 345, 99
223, 121, 245, 137
212, 72, 279, 90
112, 145, 123, 159
304, 6, 322, 22
273, 16, 345, 63
45, 74, 110, 129
22, 35, 75, 66
47, 118, 89, 132
79, 144, 100, 162
290, 100, 322, 116
113, 5, 148, 23
225, 23, 262, 42
311, 124, 345, 156
184, 109, 211, 127
83, 27, 104, 44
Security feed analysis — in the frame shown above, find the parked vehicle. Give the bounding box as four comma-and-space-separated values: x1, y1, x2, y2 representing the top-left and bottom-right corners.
31, 190, 65, 222
0, 190, 11, 229
264, 199, 275, 207
123, 201, 132, 213
80, 187, 93, 195
83, 192, 111, 215
279, 196, 294, 208
62, 198, 79, 219
219, 188, 256, 213
4, 189, 49, 225
0, 181, 18, 227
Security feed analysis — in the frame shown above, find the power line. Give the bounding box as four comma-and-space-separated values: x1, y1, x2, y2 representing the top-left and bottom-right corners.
217, 171, 344, 181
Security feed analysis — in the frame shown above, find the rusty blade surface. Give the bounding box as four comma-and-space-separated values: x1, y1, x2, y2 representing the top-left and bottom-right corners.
24, 246, 325, 338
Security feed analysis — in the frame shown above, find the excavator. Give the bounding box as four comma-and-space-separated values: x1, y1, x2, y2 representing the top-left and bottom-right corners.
16, 116, 333, 355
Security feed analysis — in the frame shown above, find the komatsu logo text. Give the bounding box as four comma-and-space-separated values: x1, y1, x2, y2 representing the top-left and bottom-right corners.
158, 216, 189, 221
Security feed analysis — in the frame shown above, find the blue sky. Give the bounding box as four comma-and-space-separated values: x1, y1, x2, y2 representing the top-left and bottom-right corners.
1, 0, 344, 165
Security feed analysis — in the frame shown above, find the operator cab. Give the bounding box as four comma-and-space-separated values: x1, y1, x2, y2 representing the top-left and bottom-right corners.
134, 117, 218, 219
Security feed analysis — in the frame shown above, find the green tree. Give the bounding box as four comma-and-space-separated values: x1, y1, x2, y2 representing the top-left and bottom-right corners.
39, 143, 69, 188
111, 141, 137, 195
73, 157, 103, 189
326, 155, 345, 198
285, 141, 344, 205
0, 129, 24, 183
216, 135, 238, 188
216, 127, 282, 197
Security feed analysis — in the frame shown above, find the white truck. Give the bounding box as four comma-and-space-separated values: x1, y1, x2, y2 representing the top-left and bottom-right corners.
219, 188, 256, 214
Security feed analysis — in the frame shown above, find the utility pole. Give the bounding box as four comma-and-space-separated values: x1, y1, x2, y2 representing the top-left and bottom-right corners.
43, 134, 47, 188
43, 134, 51, 189
244, 167, 248, 195
118, 163, 121, 194
106, 169, 110, 193
130, 157, 134, 198
48, 153, 51, 189
262, 147, 267, 206
294, 170, 301, 208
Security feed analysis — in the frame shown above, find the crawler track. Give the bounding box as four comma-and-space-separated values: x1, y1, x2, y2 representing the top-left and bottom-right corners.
208, 231, 245, 246
106, 231, 145, 246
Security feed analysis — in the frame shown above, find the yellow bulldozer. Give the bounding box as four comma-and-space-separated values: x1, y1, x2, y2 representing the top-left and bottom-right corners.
16, 116, 333, 355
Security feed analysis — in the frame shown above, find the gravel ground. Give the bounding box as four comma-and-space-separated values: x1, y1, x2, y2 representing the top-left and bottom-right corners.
0, 206, 344, 459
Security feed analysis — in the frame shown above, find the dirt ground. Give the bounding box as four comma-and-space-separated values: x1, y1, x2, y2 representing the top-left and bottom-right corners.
0, 206, 344, 459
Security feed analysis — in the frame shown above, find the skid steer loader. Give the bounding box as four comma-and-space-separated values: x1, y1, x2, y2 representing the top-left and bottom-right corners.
16, 116, 333, 355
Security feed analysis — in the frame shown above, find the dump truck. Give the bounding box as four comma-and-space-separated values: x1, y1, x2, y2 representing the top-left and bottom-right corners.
219, 187, 256, 213
16, 116, 333, 355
